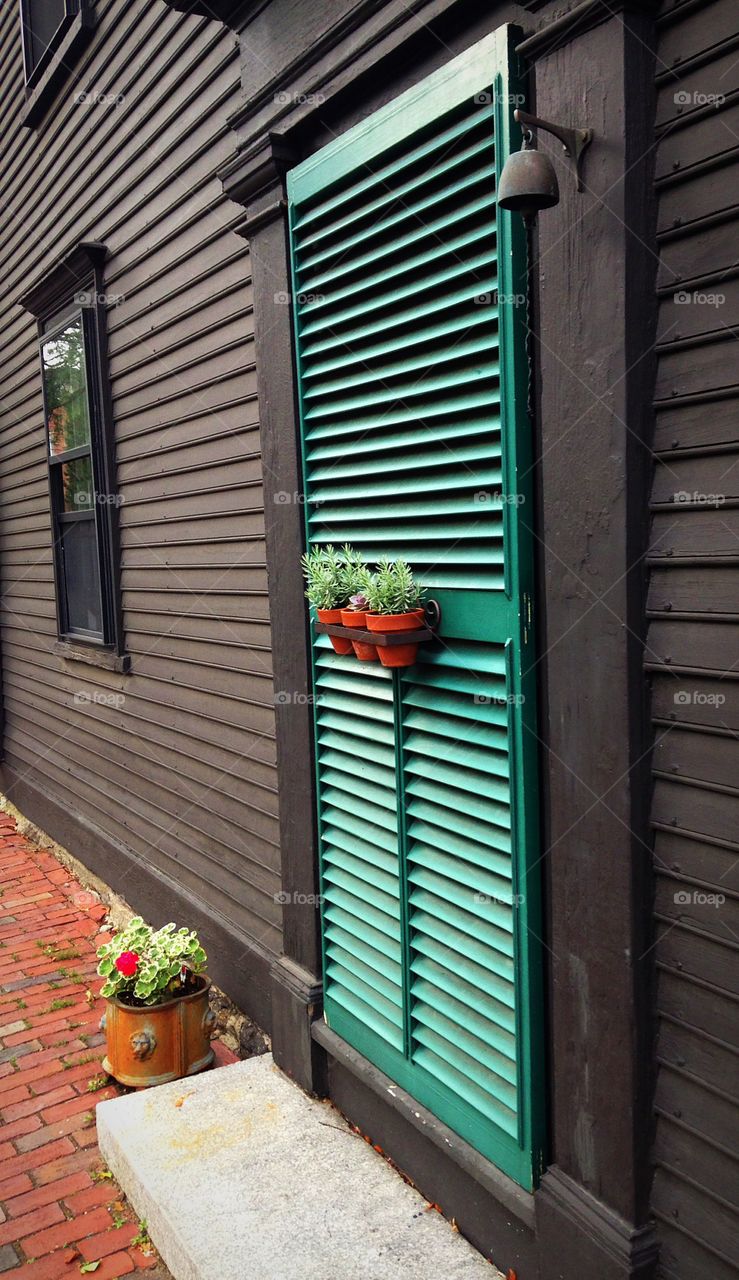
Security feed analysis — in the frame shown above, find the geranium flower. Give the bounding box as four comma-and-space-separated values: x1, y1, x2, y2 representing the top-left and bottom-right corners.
115, 950, 139, 977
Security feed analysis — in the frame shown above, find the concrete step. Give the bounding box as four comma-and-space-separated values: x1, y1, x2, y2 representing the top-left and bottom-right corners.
97, 1053, 501, 1280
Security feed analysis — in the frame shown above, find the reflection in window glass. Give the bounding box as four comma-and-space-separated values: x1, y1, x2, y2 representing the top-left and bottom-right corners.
61, 457, 94, 512
42, 319, 91, 456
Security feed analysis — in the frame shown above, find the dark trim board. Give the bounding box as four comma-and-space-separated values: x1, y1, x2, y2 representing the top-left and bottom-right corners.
0, 768, 275, 1036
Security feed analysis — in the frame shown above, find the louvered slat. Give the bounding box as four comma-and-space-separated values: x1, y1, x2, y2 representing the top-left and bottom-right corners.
314, 652, 403, 1050
291, 92, 503, 592
402, 646, 520, 1132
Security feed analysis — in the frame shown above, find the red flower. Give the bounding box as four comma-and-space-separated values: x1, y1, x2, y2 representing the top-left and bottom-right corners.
115, 951, 139, 977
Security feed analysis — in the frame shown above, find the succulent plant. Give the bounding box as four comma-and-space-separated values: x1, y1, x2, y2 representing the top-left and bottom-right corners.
365, 558, 424, 616
301, 544, 370, 610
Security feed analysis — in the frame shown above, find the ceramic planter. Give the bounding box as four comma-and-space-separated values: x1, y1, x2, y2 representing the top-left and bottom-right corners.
366, 610, 424, 668
316, 607, 353, 654
100, 975, 216, 1088
340, 608, 378, 661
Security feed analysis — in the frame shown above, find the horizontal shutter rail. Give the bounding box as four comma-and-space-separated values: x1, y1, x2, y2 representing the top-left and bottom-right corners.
411, 959, 516, 1038
303, 333, 498, 404
309, 496, 503, 525
303, 314, 500, 386
410, 865, 514, 933
403, 685, 510, 729
318, 726, 396, 767
412, 931, 516, 1010
407, 752, 511, 803
411, 835, 511, 883
319, 746, 395, 791
306, 412, 501, 459
309, 462, 501, 502
328, 981, 404, 1051
412, 1030, 518, 1128
322, 783, 397, 834
298, 196, 496, 296
322, 824, 399, 877
406, 796, 512, 857
309, 438, 499, 482
407, 773, 511, 832
318, 711, 396, 748
412, 843, 512, 894
299, 248, 496, 336
300, 285, 499, 362
326, 947, 403, 1008
321, 766, 397, 817
404, 725, 510, 777
325, 922, 403, 986
324, 883, 401, 942
294, 101, 493, 234
413, 999, 518, 1083
410, 887, 514, 960
323, 857, 400, 905
295, 160, 495, 274
323, 905, 401, 964
412, 1029, 514, 1131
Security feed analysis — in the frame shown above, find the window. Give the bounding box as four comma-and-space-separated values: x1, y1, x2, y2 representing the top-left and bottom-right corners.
19, 0, 95, 128
21, 242, 123, 656
20, 0, 68, 86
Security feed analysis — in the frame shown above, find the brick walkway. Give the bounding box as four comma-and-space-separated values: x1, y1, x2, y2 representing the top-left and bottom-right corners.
0, 810, 235, 1278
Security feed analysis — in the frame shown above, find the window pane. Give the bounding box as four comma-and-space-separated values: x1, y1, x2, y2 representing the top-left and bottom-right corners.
23, 0, 67, 76
42, 317, 91, 457
60, 456, 94, 512
61, 517, 103, 636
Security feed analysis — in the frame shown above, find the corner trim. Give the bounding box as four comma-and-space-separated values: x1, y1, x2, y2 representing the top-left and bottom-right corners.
313, 1020, 535, 1231
536, 1167, 660, 1278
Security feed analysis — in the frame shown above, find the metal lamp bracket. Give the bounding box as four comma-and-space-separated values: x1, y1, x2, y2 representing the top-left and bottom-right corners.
514, 109, 593, 192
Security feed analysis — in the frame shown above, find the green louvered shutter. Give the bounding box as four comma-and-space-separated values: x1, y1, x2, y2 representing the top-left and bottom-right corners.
288, 24, 545, 1190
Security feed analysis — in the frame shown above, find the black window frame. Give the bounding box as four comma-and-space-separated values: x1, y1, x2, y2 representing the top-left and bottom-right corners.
20, 242, 124, 658
19, 0, 95, 129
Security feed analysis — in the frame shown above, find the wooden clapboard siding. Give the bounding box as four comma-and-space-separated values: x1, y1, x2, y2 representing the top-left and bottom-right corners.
0, 0, 281, 955
649, 3, 739, 1277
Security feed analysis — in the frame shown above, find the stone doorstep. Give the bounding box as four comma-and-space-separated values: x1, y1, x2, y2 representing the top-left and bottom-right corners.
97, 1054, 502, 1280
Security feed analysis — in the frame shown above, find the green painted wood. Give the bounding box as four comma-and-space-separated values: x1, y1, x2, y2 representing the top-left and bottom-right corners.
289, 24, 545, 1191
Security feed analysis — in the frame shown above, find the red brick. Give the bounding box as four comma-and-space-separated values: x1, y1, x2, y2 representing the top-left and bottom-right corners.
63, 1181, 115, 1214
0, 1113, 42, 1143
1, 1083, 75, 1121
79, 1220, 138, 1261
0, 1082, 32, 1107
17, 1041, 86, 1073
23, 1205, 112, 1256
33, 1145, 100, 1187
82, 1251, 135, 1279
76, 1124, 100, 1149
128, 1245, 159, 1270
0, 1062, 14, 1078
0, 1136, 75, 1184
0, 1201, 64, 1246
0, 1173, 33, 1200
4, 1171, 90, 1217
42, 1087, 116, 1124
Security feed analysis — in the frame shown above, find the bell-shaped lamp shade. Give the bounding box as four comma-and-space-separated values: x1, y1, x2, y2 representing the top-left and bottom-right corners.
497, 147, 560, 218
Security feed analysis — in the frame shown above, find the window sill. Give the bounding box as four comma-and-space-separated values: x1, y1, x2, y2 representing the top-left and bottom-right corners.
21, 9, 96, 129
53, 640, 130, 674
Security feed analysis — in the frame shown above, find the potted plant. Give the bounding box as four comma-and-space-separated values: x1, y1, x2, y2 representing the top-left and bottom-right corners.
339, 550, 378, 661
97, 918, 216, 1088
365, 558, 426, 668
301, 544, 353, 654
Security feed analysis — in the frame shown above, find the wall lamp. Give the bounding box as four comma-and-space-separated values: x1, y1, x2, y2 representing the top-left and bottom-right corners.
498, 108, 593, 224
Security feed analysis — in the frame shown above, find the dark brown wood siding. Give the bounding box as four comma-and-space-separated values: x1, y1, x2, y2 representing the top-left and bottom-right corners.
0, 2, 281, 956
649, 3, 739, 1277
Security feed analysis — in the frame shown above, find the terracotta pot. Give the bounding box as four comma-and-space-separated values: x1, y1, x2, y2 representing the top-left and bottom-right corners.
340, 608, 378, 661
316, 607, 353, 655
101, 975, 215, 1088
366, 610, 423, 668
